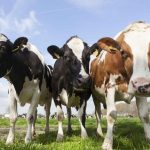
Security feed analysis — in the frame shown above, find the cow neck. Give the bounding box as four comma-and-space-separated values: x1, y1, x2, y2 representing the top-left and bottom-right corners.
5, 51, 26, 89
6, 45, 21, 72
4, 54, 14, 78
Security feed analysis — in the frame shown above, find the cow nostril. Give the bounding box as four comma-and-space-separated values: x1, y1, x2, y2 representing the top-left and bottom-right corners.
138, 86, 146, 93
77, 78, 82, 84
144, 84, 150, 88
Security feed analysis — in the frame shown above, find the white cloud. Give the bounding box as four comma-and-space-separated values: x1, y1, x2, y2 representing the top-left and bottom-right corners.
14, 11, 40, 35
66, 0, 111, 9
0, 9, 8, 31
0, 1, 40, 36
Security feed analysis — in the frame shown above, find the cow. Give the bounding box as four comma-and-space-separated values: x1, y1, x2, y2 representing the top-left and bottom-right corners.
47, 36, 91, 141
87, 21, 150, 150
0, 34, 52, 144
66, 107, 73, 134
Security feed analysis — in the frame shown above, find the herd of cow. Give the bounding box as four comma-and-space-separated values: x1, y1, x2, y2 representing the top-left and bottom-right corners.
0, 21, 150, 150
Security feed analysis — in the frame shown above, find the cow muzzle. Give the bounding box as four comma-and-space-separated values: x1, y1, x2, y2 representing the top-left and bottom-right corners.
73, 76, 91, 91
131, 77, 150, 95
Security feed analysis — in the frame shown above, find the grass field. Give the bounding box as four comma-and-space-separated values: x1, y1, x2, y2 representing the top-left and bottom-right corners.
0, 117, 150, 150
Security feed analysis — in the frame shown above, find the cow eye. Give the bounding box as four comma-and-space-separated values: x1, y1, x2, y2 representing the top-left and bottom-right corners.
121, 51, 128, 59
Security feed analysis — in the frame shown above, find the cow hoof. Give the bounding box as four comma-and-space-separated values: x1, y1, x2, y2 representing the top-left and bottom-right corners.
66, 128, 72, 135
81, 132, 88, 139
56, 134, 64, 142
145, 136, 150, 142
102, 143, 112, 150
25, 138, 32, 144
6, 134, 14, 144
102, 138, 112, 150
45, 128, 50, 134
96, 131, 104, 138
6, 139, 14, 144
96, 125, 104, 137
32, 132, 36, 137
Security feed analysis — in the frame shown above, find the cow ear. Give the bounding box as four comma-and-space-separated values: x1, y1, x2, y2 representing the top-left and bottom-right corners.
47, 45, 63, 59
97, 37, 121, 53
14, 37, 28, 47
89, 43, 101, 57
13, 37, 28, 52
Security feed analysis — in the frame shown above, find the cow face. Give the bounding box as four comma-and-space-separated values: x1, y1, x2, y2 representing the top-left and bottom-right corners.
48, 36, 90, 76
47, 36, 90, 88
0, 35, 29, 78
90, 22, 150, 96
48, 36, 90, 77
115, 22, 150, 96
0, 34, 13, 77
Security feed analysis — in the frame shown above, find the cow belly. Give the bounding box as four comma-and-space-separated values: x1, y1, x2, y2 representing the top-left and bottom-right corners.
60, 89, 80, 107
18, 87, 37, 105
39, 89, 51, 106
17, 78, 40, 105
92, 88, 133, 104
92, 88, 106, 103
68, 94, 80, 107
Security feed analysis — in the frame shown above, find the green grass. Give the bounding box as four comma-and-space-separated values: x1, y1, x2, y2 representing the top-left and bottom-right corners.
0, 117, 150, 150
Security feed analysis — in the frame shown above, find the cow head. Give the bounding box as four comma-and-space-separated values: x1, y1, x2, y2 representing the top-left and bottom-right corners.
0, 34, 13, 77
88, 37, 133, 91
89, 25, 150, 96
0, 34, 28, 78
116, 25, 150, 96
47, 36, 90, 89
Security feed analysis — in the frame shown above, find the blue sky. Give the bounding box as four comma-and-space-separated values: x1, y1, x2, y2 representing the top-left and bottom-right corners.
0, 0, 150, 114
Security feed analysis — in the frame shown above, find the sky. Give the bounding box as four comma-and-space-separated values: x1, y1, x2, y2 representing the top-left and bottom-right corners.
0, 0, 150, 115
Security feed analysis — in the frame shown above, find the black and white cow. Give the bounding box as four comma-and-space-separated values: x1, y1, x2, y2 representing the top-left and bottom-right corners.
47, 36, 91, 141
0, 34, 52, 143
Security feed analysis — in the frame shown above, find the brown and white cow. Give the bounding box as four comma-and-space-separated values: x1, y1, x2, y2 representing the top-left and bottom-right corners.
88, 21, 150, 149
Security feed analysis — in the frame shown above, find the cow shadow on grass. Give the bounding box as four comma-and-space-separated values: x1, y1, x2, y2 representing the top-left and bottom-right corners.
33, 130, 57, 144
21, 118, 150, 150
34, 126, 103, 145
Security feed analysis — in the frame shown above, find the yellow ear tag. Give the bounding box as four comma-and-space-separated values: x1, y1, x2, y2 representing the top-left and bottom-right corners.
54, 53, 60, 59
108, 46, 119, 53
92, 49, 99, 57
12, 46, 20, 53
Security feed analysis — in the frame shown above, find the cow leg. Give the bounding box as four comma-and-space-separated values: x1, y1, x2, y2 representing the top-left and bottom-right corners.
102, 87, 116, 150
78, 101, 88, 139
136, 97, 150, 140
45, 99, 52, 134
25, 88, 40, 144
93, 96, 103, 137
6, 97, 17, 144
56, 102, 64, 141
66, 107, 72, 134
32, 108, 37, 136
